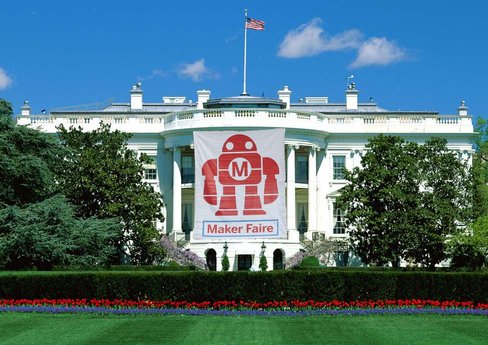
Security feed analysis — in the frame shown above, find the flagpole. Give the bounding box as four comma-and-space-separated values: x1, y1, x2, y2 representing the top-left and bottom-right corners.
242, 9, 248, 96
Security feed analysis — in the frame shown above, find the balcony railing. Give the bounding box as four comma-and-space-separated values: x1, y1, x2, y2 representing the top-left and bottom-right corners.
17, 108, 473, 135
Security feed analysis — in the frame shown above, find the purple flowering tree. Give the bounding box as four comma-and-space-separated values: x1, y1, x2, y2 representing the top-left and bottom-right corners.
160, 236, 207, 270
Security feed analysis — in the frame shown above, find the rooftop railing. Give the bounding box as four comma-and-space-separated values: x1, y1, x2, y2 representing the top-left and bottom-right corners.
17, 108, 473, 134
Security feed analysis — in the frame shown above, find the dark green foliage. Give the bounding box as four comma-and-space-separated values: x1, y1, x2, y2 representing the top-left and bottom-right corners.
0, 104, 67, 206
0, 270, 486, 303
0, 99, 13, 123
299, 256, 320, 269
221, 253, 229, 272
0, 195, 120, 269
57, 123, 164, 264
259, 255, 268, 271
473, 118, 488, 218
449, 243, 486, 270
338, 135, 472, 268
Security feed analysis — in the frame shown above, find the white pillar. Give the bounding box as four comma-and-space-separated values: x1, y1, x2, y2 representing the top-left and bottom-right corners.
316, 149, 328, 234
307, 147, 317, 240
172, 146, 182, 235
287, 144, 299, 241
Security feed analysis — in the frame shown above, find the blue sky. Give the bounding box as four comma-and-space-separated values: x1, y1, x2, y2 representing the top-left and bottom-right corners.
1, 0, 487, 121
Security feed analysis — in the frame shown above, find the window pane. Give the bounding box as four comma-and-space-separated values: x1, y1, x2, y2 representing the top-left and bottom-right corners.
296, 154, 308, 183
182, 203, 193, 232
333, 156, 346, 180
181, 155, 194, 183
333, 202, 345, 234
144, 168, 157, 180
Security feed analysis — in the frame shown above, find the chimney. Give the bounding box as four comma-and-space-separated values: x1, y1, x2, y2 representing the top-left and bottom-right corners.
458, 100, 468, 116
21, 101, 31, 116
130, 82, 143, 110
197, 89, 211, 109
278, 86, 292, 109
346, 82, 358, 111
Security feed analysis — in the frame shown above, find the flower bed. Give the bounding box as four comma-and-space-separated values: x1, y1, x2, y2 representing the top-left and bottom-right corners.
1, 299, 487, 316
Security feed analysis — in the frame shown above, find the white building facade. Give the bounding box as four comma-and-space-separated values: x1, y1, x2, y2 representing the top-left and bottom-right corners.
17, 82, 474, 270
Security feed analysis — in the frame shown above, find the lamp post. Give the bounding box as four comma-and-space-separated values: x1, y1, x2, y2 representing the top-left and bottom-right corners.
223, 241, 228, 254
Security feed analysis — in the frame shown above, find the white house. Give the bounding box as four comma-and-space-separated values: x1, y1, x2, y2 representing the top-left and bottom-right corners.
17, 82, 474, 270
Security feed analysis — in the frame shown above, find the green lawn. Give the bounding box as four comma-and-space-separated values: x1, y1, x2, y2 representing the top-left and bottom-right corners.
0, 313, 487, 345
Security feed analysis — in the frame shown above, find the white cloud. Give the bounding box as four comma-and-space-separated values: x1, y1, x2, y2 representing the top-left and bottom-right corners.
178, 59, 219, 81
150, 69, 166, 78
350, 37, 407, 69
137, 69, 167, 81
278, 18, 362, 58
0, 68, 13, 90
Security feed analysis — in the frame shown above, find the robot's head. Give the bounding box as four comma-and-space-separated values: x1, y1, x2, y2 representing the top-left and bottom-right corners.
222, 134, 257, 153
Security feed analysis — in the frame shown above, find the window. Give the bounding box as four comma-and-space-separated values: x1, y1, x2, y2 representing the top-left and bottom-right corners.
238, 255, 253, 271
333, 202, 345, 234
333, 155, 346, 180
296, 203, 308, 234
181, 155, 194, 184
144, 168, 157, 180
296, 154, 308, 183
273, 249, 284, 270
144, 156, 157, 180
84, 118, 91, 124
182, 203, 193, 233
206, 249, 217, 271
335, 251, 349, 267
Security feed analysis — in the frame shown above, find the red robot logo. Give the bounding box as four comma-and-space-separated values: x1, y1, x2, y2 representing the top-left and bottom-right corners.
202, 134, 279, 216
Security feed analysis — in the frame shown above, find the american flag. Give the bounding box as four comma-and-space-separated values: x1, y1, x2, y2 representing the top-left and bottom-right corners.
246, 17, 265, 31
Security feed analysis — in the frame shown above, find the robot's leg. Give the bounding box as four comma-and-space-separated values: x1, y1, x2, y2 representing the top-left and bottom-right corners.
243, 185, 266, 215
216, 186, 238, 216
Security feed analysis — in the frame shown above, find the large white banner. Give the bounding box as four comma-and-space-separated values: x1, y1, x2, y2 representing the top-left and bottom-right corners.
194, 129, 286, 239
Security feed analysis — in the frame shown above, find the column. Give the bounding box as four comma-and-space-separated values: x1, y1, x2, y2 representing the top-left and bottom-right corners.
172, 146, 182, 236
286, 144, 299, 241
316, 149, 328, 235
307, 147, 317, 240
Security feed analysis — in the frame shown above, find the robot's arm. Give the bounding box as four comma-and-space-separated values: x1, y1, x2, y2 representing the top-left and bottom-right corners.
263, 157, 279, 204
202, 159, 218, 205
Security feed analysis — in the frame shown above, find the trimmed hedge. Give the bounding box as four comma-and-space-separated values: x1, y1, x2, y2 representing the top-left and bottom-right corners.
0, 270, 487, 302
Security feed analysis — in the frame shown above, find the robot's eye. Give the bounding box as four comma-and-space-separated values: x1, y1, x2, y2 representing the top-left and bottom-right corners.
245, 141, 253, 150
226, 142, 234, 150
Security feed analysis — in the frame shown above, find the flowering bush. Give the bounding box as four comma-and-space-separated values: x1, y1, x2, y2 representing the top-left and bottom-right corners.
0, 298, 487, 316
285, 251, 306, 268
160, 236, 206, 270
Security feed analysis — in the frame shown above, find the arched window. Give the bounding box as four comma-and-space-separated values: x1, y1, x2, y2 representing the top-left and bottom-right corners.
273, 249, 284, 270
206, 249, 217, 271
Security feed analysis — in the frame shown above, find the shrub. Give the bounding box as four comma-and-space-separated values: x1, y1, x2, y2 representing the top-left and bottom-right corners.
300, 256, 320, 269
1, 270, 486, 302
221, 254, 229, 272
259, 255, 268, 272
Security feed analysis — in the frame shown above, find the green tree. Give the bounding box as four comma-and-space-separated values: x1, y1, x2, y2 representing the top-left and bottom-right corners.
0, 195, 120, 269
448, 215, 488, 269
0, 100, 67, 206
0, 99, 13, 123
473, 118, 488, 218
338, 135, 472, 268
57, 123, 164, 264
407, 137, 472, 268
337, 135, 420, 267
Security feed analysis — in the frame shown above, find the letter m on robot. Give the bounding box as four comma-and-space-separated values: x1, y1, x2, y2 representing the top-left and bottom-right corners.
202, 134, 279, 216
